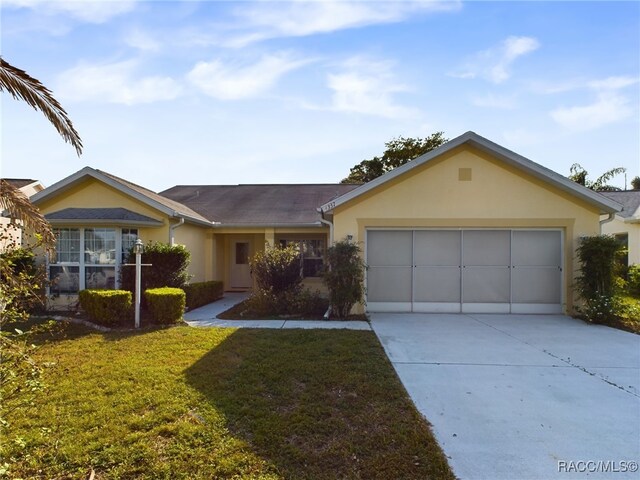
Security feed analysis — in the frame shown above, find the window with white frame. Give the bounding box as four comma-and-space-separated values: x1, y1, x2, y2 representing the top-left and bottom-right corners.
278, 238, 325, 277
49, 227, 138, 294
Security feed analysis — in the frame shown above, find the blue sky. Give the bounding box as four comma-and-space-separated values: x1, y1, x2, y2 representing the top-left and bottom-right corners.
1, 0, 639, 191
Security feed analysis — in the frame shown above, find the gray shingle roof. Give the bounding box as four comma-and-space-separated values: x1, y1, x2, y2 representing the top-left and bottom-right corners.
2, 178, 37, 189
160, 184, 361, 225
45, 207, 163, 225
600, 191, 640, 219
97, 170, 210, 224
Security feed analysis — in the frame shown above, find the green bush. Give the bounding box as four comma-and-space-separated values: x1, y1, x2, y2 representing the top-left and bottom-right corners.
79, 289, 132, 327
628, 265, 640, 297
144, 287, 185, 324
183, 281, 224, 310
323, 239, 365, 319
120, 242, 191, 301
250, 243, 301, 294
245, 287, 327, 317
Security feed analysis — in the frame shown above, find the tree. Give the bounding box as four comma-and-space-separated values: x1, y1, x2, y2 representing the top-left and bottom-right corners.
323, 239, 366, 319
341, 132, 448, 184
0, 57, 82, 155
1, 58, 82, 440
568, 163, 626, 192
631, 176, 640, 191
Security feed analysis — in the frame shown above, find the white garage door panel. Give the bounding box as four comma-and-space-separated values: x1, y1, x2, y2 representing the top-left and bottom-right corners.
463, 230, 511, 266
366, 229, 563, 314
367, 231, 412, 266
414, 231, 461, 265
462, 267, 511, 304
414, 267, 461, 302
367, 266, 412, 303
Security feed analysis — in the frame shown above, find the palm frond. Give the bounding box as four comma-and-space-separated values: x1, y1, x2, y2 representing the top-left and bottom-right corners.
592, 167, 626, 191
0, 180, 55, 246
0, 57, 82, 156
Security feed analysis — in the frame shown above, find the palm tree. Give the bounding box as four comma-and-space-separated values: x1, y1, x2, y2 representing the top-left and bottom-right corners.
568, 163, 626, 192
0, 57, 82, 156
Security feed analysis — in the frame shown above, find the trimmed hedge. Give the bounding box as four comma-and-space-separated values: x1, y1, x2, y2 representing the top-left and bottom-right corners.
144, 287, 185, 324
79, 289, 132, 327
183, 281, 224, 310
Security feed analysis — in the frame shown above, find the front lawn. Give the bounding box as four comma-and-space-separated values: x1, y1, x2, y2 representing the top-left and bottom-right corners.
2, 320, 453, 479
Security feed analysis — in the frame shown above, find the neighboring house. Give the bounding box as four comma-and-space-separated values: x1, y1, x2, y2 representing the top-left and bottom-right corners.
1, 178, 45, 250
31, 131, 621, 314
600, 191, 640, 266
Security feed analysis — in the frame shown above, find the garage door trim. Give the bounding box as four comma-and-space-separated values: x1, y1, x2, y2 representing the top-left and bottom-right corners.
365, 228, 564, 314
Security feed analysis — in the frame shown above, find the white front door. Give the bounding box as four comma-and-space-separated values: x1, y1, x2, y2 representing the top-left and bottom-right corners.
230, 241, 252, 289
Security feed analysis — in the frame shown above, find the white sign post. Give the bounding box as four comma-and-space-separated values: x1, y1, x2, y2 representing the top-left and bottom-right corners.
133, 239, 144, 329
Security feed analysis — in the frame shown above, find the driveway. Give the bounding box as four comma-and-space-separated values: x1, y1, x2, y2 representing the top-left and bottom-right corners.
370, 313, 640, 480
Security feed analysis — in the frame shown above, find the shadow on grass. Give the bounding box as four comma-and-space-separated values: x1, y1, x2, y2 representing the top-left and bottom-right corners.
183, 328, 454, 480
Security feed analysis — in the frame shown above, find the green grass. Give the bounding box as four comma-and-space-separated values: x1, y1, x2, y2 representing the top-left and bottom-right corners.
217, 299, 368, 321
617, 295, 640, 333
2, 320, 453, 479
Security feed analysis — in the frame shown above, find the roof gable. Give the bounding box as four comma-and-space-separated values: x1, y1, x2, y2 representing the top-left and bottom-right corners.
319, 131, 622, 215
31, 167, 211, 226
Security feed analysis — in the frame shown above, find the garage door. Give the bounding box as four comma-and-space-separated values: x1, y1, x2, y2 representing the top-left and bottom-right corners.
366, 229, 562, 314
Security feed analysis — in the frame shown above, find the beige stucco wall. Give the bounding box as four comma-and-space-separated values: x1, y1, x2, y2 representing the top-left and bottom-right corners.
332, 145, 602, 314
602, 217, 640, 266
173, 222, 213, 283
37, 178, 170, 243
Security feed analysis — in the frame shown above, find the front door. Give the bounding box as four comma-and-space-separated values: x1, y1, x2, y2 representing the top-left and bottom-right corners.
230, 241, 252, 289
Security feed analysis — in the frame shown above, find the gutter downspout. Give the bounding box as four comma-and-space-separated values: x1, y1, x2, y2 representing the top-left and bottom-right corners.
319, 210, 334, 320
318, 210, 334, 245
599, 213, 615, 234
169, 216, 185, 245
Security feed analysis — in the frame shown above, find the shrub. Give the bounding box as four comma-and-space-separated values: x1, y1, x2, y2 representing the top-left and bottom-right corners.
576, 235, 621, 299
0, 247, 44, 316
250, 243, 301, 294
323, 239, 365, 319
144, 287, 185, 324
79, 289, 132, 327
183, 281, 224, 310
628, 264, 640, 297
245, 287, 327, 317
120, 242, 191, 298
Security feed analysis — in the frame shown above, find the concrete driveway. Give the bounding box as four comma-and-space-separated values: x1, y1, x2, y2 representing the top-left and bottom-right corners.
370, 313, 640, 480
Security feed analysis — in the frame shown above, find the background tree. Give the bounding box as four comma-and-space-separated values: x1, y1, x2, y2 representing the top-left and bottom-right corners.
631, 176, 640, 191
341, 132, 448, 184
568, 163, 626, 192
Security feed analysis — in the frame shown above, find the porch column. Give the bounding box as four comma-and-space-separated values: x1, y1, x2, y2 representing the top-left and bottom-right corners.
265, 227, 275, 247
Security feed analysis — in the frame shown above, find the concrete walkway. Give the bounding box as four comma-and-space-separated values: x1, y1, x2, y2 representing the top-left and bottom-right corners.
184, 292, 371, 330
371, 313, 640, 480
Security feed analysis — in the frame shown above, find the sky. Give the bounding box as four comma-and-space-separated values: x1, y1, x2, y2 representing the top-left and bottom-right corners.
1, 0, 639, 192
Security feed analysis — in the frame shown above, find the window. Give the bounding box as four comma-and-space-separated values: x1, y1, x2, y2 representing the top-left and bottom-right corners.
121, 228, 138, 261
49, 227, 136, 294
279, 238, 325, 277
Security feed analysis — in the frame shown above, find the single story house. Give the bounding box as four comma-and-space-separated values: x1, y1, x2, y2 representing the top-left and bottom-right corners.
31, 131, 622, 314
600, 190, 640, 266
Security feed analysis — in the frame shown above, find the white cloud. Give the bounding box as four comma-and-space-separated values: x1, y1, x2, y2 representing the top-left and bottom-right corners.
455, 36, 540, 84
3, 0, 137, 23
187, 54, 310, 100
550, 92, 633, 132
223, 0, 461, 47
587, 75, 639, 91
324, 58, 419, 119
471, 93, 516, 109
124, 29, 160, 52
56, 60, 182, 105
